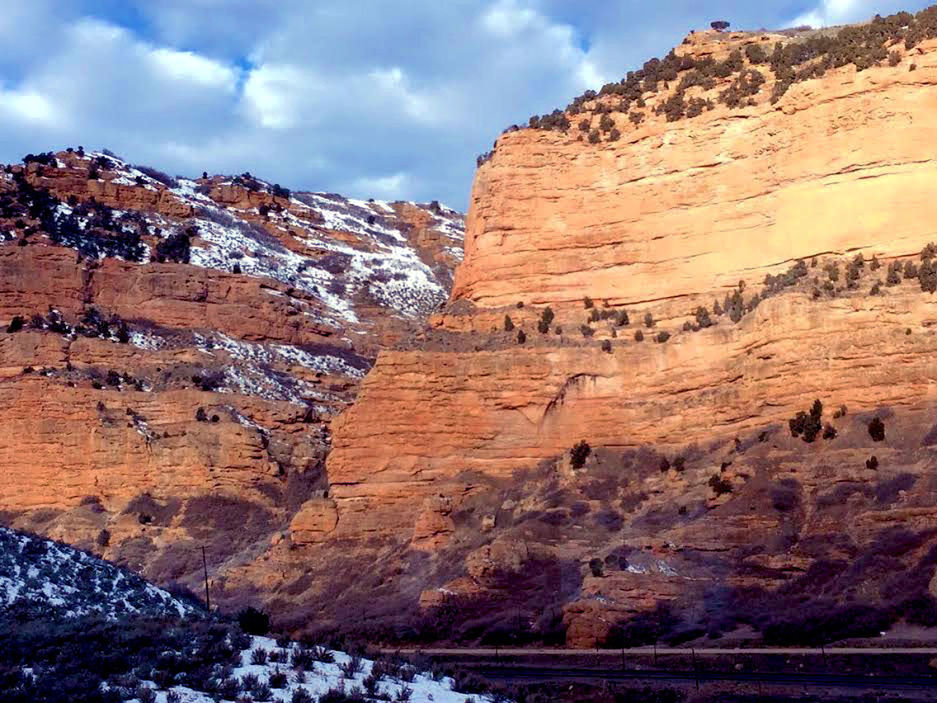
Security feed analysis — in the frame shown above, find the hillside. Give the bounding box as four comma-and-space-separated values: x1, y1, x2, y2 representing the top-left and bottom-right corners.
0, 526, 198, 619
0, 148, 463, 612
0, 527, 502, 703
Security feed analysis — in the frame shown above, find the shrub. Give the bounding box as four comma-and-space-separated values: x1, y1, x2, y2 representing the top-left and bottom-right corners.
340, 654, 363, 677
217, 677, 242, 698
134, 166, 178, 189
155, 229, 193, 264
644, 312, 654, 328
694, 306, 713, 329
238, 606, 270, 636
312, 645, 334, 663
745, 43, 768, 64
137, 686, 157, 703
537, 307, 554, 333
711, 20, 730, 30
250, 648, 268, 665
503, 315, 514, 332
195, 407, 208, 422
709, 474, 733, 495
634, 330, 644, 342
583, 296, 594, 309
601, 339, 612, 353
920, 258, 937, 293
570, 440, 591, 469
291, 689, 315, 703
656, 331, 671, 343
866, 456, 879, 470
6, 316, 24, 333
268, 669, 288, 688
588, 130, 600, 144
580, 324, 595, 337
516, 329, 526, 344
291, 646, 315, 669
589, 558, 604, 577
868, 417, 886, 442
96, 529, 110, 548
251, 682, 273, 701
789, 399, 823, 443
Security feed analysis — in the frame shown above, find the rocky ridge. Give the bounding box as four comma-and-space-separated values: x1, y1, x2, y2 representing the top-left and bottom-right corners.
0, 148, 463, 610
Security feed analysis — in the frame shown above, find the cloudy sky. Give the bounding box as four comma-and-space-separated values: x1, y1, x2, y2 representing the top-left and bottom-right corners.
0, 0, 929, 208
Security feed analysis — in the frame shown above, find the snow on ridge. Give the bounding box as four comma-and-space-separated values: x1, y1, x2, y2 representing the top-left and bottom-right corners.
192, 332, 364, 407
0, 527, 198, 620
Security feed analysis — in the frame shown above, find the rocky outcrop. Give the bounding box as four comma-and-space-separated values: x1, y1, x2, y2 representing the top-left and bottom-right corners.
312, 29, 937, 645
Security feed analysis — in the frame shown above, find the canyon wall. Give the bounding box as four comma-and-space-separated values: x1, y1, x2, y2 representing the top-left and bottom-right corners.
0, 151, 463, 599
315, 30, 937, 644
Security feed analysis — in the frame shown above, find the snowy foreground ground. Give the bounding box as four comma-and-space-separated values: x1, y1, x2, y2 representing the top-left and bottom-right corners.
1, 528, 503, 702
135, 635, 498, 703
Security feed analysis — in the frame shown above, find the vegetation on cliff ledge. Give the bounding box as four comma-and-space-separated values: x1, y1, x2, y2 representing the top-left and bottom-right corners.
476, 7, 937, 160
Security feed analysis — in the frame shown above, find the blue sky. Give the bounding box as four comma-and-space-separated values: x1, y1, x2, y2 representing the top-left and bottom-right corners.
0, 0, 930, 209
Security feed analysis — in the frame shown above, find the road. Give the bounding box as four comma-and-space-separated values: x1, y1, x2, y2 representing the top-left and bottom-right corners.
383, 646, 937, 656
471, 666, 937, 690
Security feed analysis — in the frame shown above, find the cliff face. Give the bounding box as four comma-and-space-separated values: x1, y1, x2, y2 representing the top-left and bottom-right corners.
454, 40, 937, 309
0, 150, 463, 602
316, 29, 937, 645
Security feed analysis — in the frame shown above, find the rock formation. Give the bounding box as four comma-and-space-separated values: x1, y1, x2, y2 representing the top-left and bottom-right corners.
0, 149, 464, 610
8, 12, 937, 650
312, 20, 937, 645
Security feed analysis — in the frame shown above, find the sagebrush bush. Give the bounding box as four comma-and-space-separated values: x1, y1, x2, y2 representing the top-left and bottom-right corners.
570, 440, 591, 469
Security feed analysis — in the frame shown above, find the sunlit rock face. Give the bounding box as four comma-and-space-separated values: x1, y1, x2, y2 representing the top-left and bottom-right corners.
318, 30, 937, 646
0, 148, 463, 609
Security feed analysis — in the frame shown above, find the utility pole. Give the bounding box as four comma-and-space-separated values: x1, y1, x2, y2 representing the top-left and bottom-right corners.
201, 546, 211, 610
692, 647, 699, 691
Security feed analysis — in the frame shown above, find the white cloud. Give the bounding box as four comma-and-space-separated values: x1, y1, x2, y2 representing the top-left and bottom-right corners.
369, 67, 441, 124
241, 64, 311, 129
482, 0, 539, 37
353, 172, 412, 199
791, 0, 868, 27
0, 86, 58, 127
147, 47, 240, 89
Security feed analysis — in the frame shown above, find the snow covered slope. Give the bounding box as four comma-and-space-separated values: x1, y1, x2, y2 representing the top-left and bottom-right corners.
133, 635, 501, 703
0, 526, 198, 619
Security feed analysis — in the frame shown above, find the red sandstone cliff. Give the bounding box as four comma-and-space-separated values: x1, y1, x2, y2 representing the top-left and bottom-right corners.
313, 20, 937, 645
0, 149, 463, 608
8, 13, 937, 650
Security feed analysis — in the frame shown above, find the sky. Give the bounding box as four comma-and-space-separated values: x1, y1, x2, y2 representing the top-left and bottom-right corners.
0, 0, 931, 209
